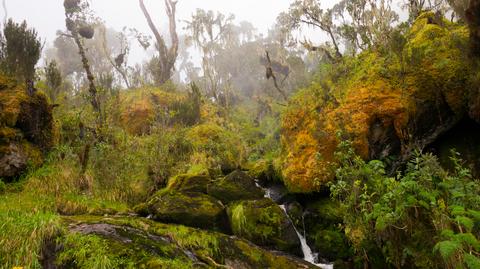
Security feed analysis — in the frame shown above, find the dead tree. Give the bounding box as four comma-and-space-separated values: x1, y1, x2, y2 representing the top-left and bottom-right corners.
139, 0, 179, 85
100, 26, 131, 88
264, 51, 288, 101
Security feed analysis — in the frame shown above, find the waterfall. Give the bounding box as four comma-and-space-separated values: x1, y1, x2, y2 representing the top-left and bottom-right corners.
279, 205, 333, 269
258, 182, 333, 269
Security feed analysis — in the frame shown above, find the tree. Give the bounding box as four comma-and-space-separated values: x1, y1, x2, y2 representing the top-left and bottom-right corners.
63, 0, 101, 118
278, 0, 399, 58
44, 60, 62, 102
335, 0, 399, 51
99, 26, 130, 88
139, 0, 179, 86
185, 9, 235, 102
277, 0, 342, 60
0, 19, 41, 87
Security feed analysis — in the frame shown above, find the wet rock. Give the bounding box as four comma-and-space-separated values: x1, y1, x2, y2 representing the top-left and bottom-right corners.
285, 201, 303, 229
227, 198, 301, 256
263, 183, 291, 204
208, 170, 264, 204
137, 190, 228, 232
52, 216, 316, 269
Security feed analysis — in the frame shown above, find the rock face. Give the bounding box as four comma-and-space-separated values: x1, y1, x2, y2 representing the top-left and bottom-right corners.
207, 170, 264, 203
227, 198, 301, 255
281, 12, 477, 192
467, 0, 480, 56
47, 216, 315, 269
0, 76, 54, 180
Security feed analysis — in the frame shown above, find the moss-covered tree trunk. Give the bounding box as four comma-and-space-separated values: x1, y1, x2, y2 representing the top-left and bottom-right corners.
63, 12, 102, 127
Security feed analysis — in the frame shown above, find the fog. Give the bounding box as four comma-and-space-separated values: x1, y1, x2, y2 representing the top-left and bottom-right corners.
7, 0, 304, 63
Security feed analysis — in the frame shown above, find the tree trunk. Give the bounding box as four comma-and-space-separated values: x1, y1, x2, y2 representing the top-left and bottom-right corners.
65, 16, 102, 125
139, 0, 179, 85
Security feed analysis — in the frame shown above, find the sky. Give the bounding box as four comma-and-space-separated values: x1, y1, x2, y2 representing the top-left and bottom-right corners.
6, 0, 304, 64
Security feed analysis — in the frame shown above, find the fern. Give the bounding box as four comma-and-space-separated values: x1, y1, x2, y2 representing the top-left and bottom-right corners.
464, 254, 480, 269
455, 216, 475, 232
434, 240, 462, 260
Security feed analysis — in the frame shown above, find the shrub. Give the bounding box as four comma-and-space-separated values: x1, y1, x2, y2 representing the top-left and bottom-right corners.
330, 139, 480, 268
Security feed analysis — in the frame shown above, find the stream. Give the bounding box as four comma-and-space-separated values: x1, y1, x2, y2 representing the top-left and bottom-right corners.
260, 185, 333, 269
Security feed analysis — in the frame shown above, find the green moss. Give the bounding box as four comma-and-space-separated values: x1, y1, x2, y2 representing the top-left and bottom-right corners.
227, 198, 300, 253
63, 216, 311, 269
56, 232, 194, 269
207, 170, 264, 204
247, 159, 283, 183
313, 229, 352, 260
167, 173, 211, 193
143, 190, 226, 231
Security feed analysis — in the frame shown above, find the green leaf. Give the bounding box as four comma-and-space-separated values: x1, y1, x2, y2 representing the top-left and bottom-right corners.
455, 216, 474, 232
467, 209, 480, 222
451, 205, 466, 216
440, 229, 455, 238
456, 233, 480, 251
434, 240, 461, 260
464, 254, 480, 269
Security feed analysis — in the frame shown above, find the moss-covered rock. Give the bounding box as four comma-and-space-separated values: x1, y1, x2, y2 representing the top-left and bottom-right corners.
281, 13, 475, 192
227, 198, 301, 255
0, 75, 54, 180
303, 198, 352, 262
167, 173, 211, 194
138, 190, 227, 232
247, 159, 283, 183
207, 170, 264, 204
52, 216, 316, 269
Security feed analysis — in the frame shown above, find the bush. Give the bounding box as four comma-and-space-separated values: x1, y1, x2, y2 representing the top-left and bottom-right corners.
0, 19, 41, 83
330, 139, 480, 268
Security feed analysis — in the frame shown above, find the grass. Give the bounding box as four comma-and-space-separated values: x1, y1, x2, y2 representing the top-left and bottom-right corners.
0, 191, 60, 269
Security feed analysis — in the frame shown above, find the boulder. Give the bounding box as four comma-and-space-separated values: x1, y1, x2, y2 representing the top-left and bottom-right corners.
48, 215, 316, 269
137, 190, 227, 231
167, 173, 211, 194
207, 170, 264, 204
0, 76, 54, 180
227, 198, 301, 255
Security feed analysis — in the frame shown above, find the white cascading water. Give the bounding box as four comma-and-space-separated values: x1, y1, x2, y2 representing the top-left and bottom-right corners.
261, 186, 333, 269
279, 205, 333, 269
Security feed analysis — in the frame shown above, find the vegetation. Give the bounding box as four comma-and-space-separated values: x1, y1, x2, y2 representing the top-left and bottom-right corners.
330, 139, 480, 268
0, 0, 479, 268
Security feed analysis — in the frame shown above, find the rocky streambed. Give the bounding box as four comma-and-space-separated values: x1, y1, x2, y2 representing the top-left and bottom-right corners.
41, 170, 336, 268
